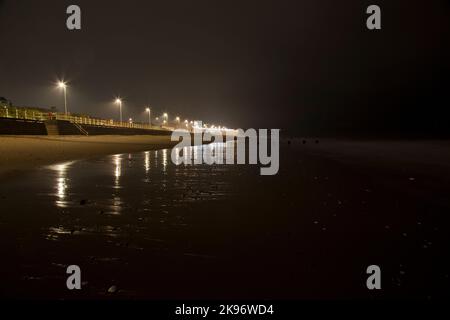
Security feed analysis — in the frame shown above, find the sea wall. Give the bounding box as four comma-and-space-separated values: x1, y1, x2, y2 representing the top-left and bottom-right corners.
0, 118, 173, 136
0, 117, 47, 135
78, 124, 172, 136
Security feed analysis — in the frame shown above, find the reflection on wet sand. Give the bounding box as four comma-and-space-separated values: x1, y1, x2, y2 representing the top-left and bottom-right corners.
45, 143, 235, 234
144, 151, 150, 173
48, 161, 74, 208
1, 140, 449, 299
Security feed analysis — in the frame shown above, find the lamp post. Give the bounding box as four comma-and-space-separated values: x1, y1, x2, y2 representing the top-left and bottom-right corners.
115, 98, 123, 123
58, 81, 68, 115
146, 107, 151, 127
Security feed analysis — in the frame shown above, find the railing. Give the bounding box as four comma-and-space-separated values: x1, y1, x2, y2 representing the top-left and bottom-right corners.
0, 106, 173, 131
1, 107, 48, 121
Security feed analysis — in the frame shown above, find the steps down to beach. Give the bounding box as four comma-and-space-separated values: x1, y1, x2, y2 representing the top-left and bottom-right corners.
73, 122, 89, 136
44, 121, 59, 135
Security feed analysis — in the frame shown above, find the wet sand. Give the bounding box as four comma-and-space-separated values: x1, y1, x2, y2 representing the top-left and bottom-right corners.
0, 140, 449, 299
0, 135, 177, 178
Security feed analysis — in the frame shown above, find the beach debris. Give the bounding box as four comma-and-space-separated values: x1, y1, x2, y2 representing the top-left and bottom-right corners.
107, 285, 118, 294
80, 199, 88, 205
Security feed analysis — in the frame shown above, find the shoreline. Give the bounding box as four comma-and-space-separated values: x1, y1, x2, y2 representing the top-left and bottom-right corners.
0, 135, 178, 179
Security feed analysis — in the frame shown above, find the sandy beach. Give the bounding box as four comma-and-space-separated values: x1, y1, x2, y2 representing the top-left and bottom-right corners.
0, 135, 178, 178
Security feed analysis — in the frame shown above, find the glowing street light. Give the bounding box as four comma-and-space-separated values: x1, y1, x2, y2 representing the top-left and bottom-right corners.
115, 98, 123, 123
145, 107, 151, 126
57, 81, 68, 115
175, 116, 180, 123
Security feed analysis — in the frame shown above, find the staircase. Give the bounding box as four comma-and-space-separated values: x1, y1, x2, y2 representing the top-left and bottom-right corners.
73, 122, 89, 136
44, 120, 59, 135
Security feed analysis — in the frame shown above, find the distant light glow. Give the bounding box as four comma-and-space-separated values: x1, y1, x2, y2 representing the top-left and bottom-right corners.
58, 81, 67, 89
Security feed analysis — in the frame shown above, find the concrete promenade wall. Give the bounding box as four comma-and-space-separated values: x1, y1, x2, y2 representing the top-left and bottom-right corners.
0, 117, 47, 135
0, 118, 173, 136
79, 123, 172, 136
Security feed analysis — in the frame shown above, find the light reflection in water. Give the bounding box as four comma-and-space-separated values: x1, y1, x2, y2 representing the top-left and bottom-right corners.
162, 149, 168, 172
111, 154, 123, 215
144, 151, 150, 173
48, 161, 74, 208
46, 144, 236, 216
114, 154, 122, 189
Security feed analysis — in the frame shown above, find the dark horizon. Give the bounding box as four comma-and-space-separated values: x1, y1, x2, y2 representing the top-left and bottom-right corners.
1, 0, 449, 136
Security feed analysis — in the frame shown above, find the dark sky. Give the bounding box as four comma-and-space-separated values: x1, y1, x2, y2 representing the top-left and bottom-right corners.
0, 0, 449, 136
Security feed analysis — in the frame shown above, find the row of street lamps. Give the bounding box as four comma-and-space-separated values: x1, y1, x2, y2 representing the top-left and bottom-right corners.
57, 81, 182, 127
57, 81, 226, 130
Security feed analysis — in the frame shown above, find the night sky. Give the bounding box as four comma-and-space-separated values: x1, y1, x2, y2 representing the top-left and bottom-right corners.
0, 0, 449, 136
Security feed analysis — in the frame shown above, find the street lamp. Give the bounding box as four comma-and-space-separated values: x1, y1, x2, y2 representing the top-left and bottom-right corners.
115, 98, 123, 123
145, 107, 151, 126
58, 81, 68, 115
